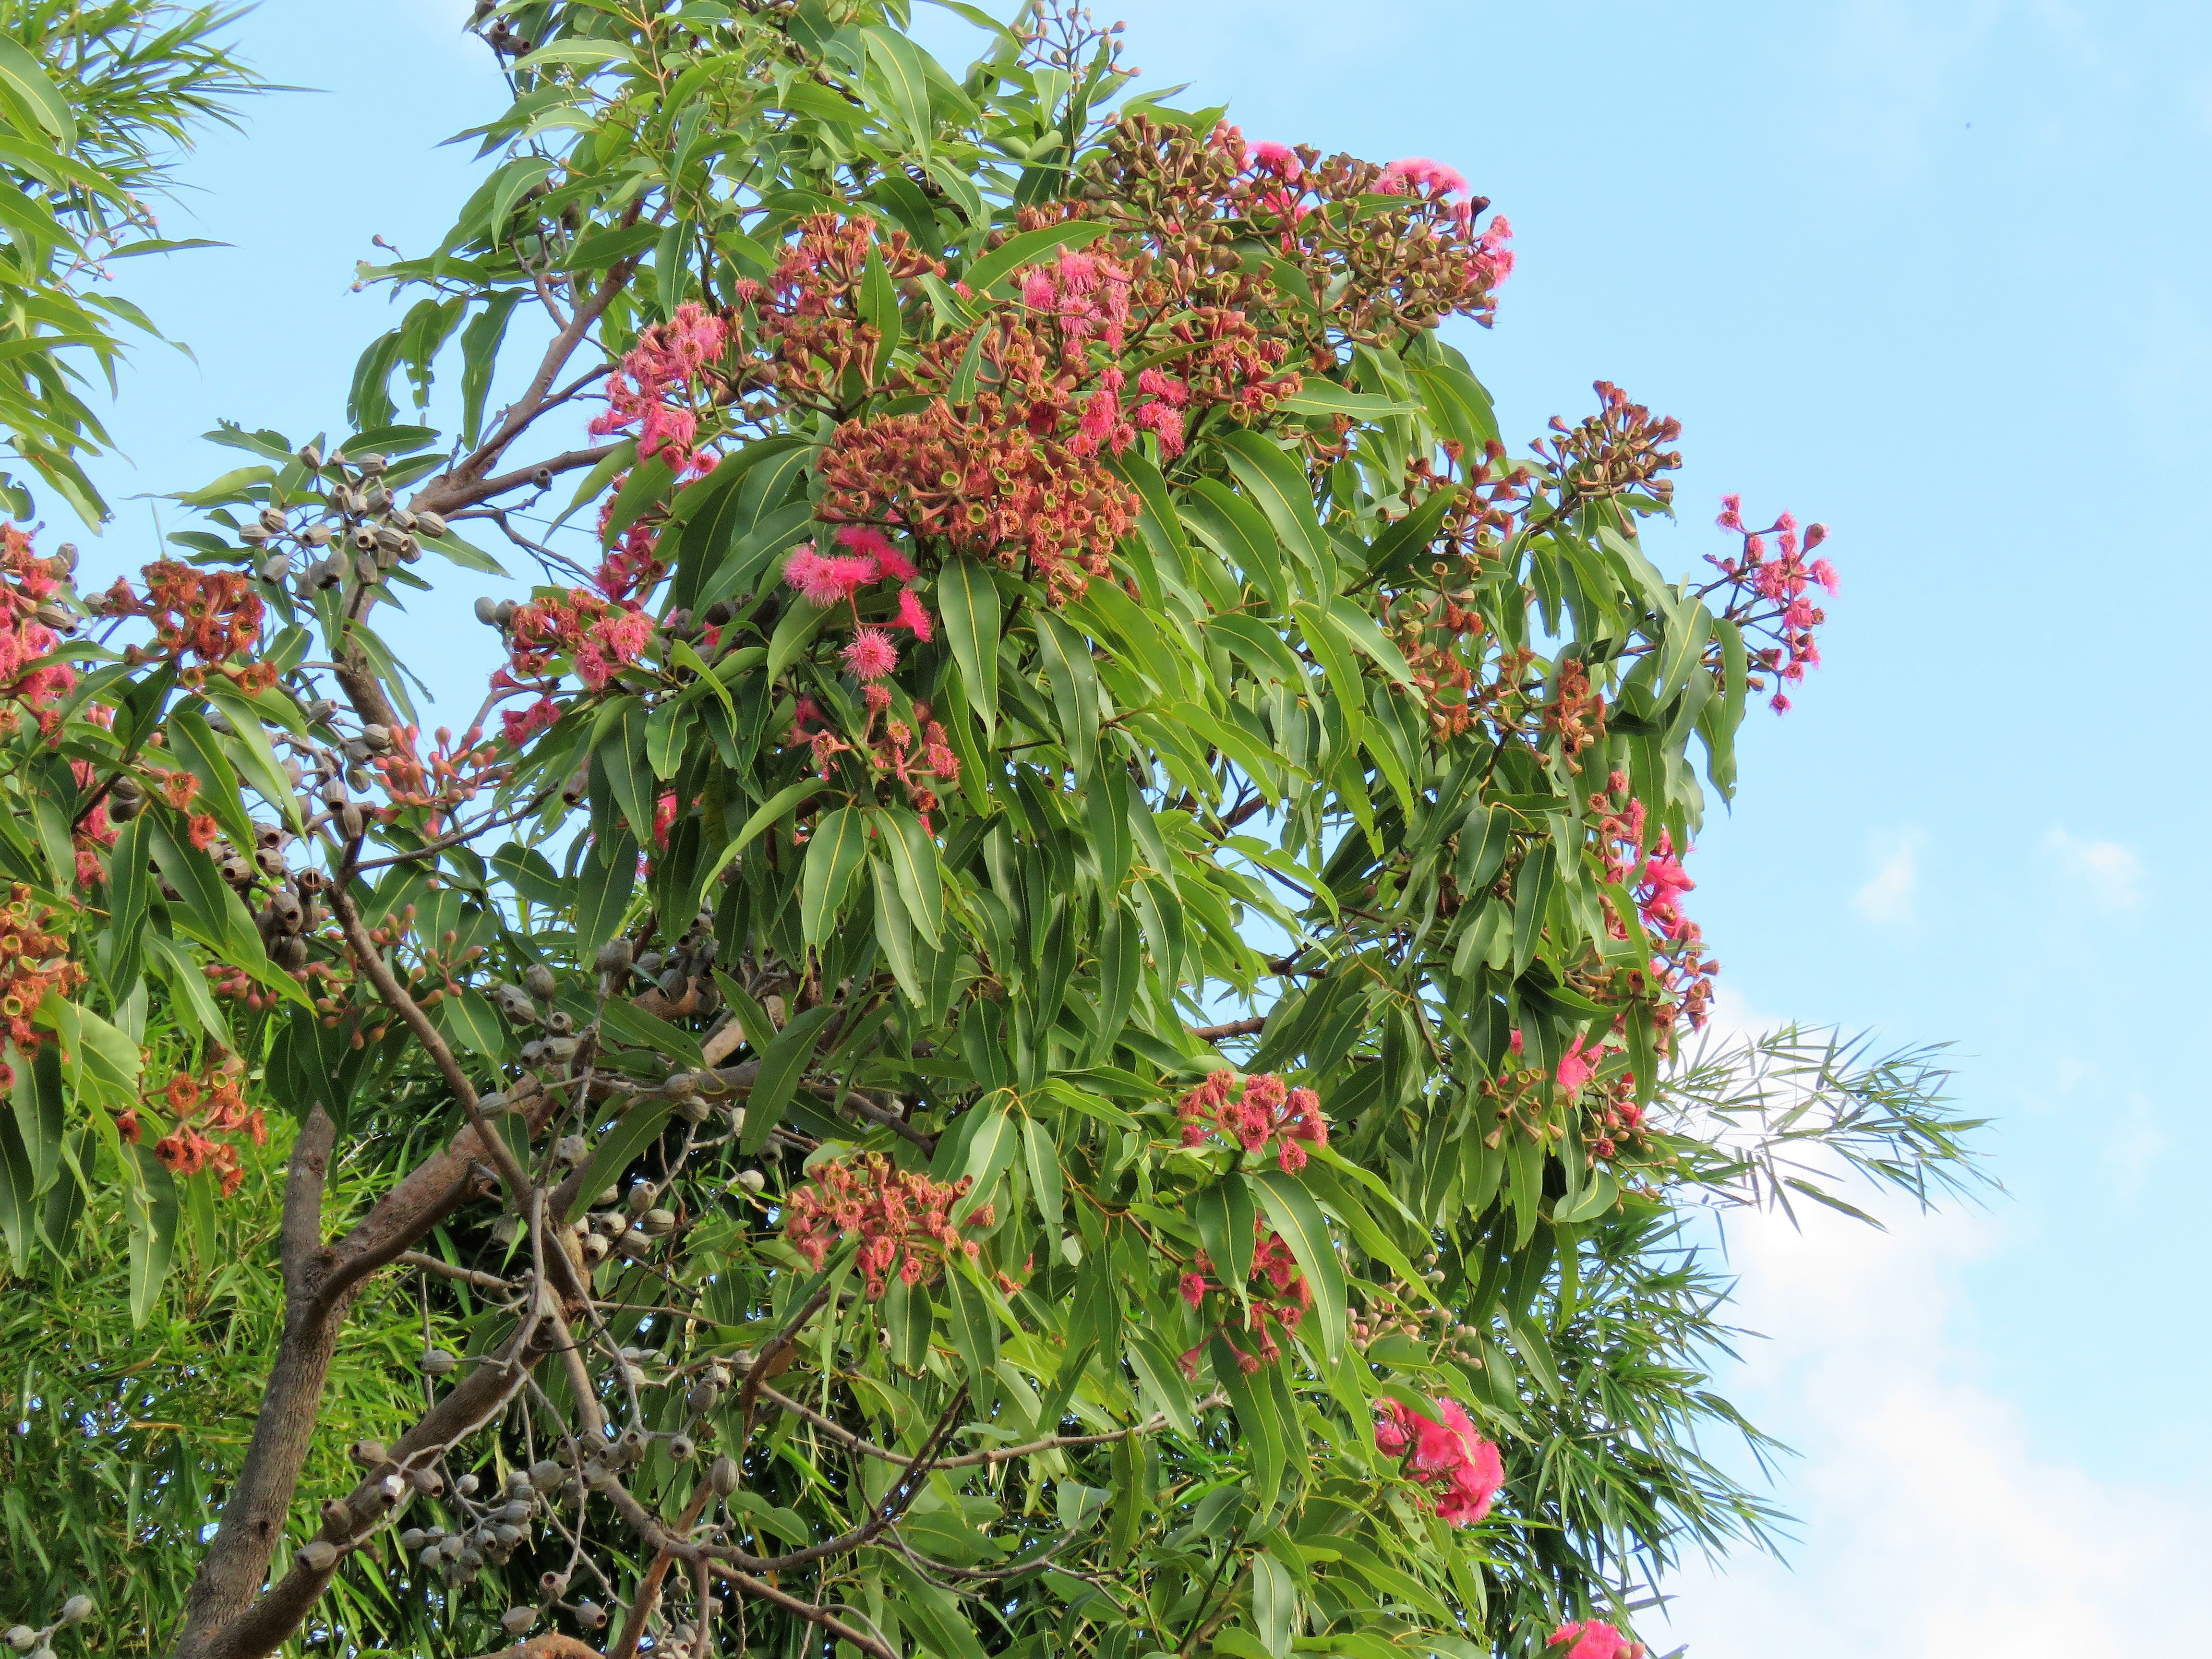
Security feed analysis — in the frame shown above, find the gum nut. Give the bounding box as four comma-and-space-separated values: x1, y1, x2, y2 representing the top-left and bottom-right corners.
400, 1528, 425, 1551
728, 1106, 747, 1132
575, 1602, 606, 1630
539, 1572, 569, 1597
685, 1384, 718, 1414
593, 938, 632, 974
59, 1600, 92, 1626
709, 1455, 741, 1495
529, 1459, 564, 1489
456, 1473, 479, 1496
736, 1170, 766, 1193
473, 597, 500, 625
421, 1347, 456, 1375
299, 1539, 338, 1572
507, 1469, 535, 1496
523, 963, 557, 999
593, 1183, 621, 1208
502, 1498, 533, 1522
675, 1096, 712, 1123
641, 1208, 677, 1236
625, 1182, 656, 1214
5, 1629, 33, 1652
555, 1135, 588, 1165
420, 1544, 442, 1570
348, 1439, 388, 1467
669, 1434, 696, 1461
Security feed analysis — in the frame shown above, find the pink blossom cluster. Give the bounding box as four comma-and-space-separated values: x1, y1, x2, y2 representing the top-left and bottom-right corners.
1178, 1221, 1314, 1373
1379, 156, 1515, 288
1588, 773, 1716, 1034
783, 525, 937, 685
1015, 252, 1194, 457
786, 688, 961, 824
503, 589, 657, 693
782, 1150, 987, 1299
1175, 1069, 1328, 1173
589, 301, 730, 476
0, 525, 72, 732
1374, 1396, 1507, 1526
1547, 1622, 1644, 1659
1710, 495, 1835, 713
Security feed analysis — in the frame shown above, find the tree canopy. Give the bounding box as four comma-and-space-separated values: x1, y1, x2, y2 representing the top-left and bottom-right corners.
0, 6, 1978, 1659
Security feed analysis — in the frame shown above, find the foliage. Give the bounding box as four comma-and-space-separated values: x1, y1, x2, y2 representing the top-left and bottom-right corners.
0, 0, 259, 522
0, 6, 1981, 1659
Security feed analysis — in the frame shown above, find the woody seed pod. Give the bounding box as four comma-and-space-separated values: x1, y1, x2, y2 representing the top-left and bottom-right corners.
523, 963, 557, 999
299, 1540, 338, 1572
709, 1454, 740, 1494
260, 553, 292, 584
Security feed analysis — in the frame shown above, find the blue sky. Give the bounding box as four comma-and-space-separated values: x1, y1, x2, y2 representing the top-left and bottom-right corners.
48, 1, 2212, 1650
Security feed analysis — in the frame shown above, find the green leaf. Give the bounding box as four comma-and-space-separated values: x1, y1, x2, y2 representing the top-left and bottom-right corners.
1220, 430, 1329, 579
861, 24, 935, 156
1363, 484, 1458, 587
565, 1098, 676, 1224
876, 805, 944, 944
800, 806, 868, 947
738, 1004, 840, 1153
1034, 612, 1100, 782
488, 156, 556, 248
766, 595, 831, 685
1252, 1169, 1349, 1361
123, 1146, 178, 1329
938, 556, 1002, 738
513, 39, 637, 70
1324, 598, 1419, 691
1020, 1112, 1062, 1230
698, 778, 824, 890
0, 36, 75, 146
458, 290, 524, 446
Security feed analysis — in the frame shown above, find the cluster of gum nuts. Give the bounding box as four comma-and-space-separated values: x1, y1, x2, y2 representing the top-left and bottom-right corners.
5, 1596, 94, 1659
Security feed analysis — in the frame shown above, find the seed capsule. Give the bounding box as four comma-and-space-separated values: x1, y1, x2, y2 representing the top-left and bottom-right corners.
5, 1629, 32, 1652
523, 963, 557, 999
641, 1208, 677, 1236
709, 1454, 740, 1495
736, 1170, 765, 1194
420, 1347, 456, 1376
668, 1433, 695, 1462
299, 1539, 338, 1572
260, 553, 292, 583
574, 1601, 607, 1630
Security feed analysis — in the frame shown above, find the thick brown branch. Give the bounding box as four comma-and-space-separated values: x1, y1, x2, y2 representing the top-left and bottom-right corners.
1189, 1017, 1267, 1041
173, 1109, 341, 1659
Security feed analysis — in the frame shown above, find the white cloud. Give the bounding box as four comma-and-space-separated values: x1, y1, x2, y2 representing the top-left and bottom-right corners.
1653, 1200, 2212, 1658
1852, 832, 1923, 925
2044, 829, 2143, 910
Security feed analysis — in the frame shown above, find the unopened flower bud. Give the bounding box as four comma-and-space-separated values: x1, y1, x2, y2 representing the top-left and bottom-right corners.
58, 1601, 93, 1628
736, 1169, 765, 1194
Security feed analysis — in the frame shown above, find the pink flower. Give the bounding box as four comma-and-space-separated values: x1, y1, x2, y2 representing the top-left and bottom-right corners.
1556, 1036, 1600, 1096
1374, 1399, 1505, 1527
893, 587, 935, 642
1810, 558, 1839, 593
842, 628, 899, 682
834, 524, 918, 582
1546, 1623, 1642, 1659
1717, 494, 1744, 531
500, 697, 561, 747
1179, 1272, 1207, 1308
784, 545, 877, 607
1250, 140, 1301, 180
1135, 399, 1186, 457
1021, 270, 1057, 310
1383, 156, 1469, 198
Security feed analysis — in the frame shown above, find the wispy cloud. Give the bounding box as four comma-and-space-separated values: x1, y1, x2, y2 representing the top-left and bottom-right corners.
1853, 832, 1923, 925
2044, 829, 2142, 910
1655, 1201, 2212, 1657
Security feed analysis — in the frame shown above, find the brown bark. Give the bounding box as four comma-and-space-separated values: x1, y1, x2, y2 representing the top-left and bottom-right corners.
172, 1108, 342, 1659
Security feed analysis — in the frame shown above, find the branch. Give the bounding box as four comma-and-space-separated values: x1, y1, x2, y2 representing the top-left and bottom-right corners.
757, 1383, 1223, 1468
1189, 1017, 1266, 1042
397, 1251, 519, 1295
173, 1109, 342, 1659
708, 1564, 895, 1659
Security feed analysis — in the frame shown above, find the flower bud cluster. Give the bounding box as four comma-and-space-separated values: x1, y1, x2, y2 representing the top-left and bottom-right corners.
1174, 1069, 1327, 1173
0, 885, 82, 1077
782, 1151, 986, 1299
1707, 496, 1835, 713
1178, 1221, 1314, 1373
